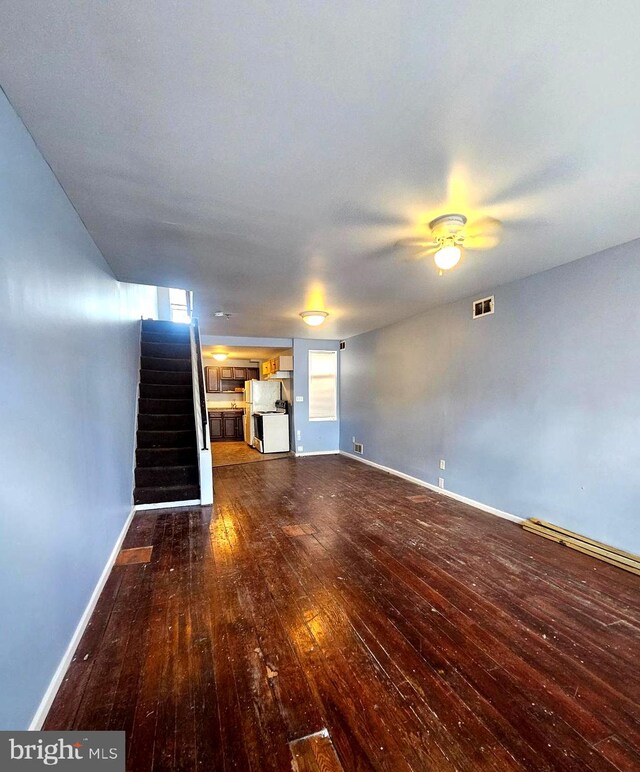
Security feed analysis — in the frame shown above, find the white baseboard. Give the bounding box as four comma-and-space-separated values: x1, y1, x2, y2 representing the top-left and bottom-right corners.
339, 451, 524, 524
134, 499, 200, 511
295, 450, 340, 457
29, 505, 137, 730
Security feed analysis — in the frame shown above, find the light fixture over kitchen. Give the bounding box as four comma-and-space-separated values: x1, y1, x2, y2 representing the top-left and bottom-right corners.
212, 352, 228, 361
300, 310, 328, 327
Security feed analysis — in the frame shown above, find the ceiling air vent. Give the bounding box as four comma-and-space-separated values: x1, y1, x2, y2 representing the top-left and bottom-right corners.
340, 340, 346, 350
353, 441, 364, 454
473, 295, 494, 319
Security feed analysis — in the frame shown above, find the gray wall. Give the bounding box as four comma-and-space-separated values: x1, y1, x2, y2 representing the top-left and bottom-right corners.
339, 239, 640, 554
0, 90, 155, 728
293, 338, 340, 454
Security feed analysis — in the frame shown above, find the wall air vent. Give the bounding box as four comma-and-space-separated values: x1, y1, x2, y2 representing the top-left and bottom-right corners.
340, 340, 346, 350
473, 295, 494, 319
353, 441, 364, 454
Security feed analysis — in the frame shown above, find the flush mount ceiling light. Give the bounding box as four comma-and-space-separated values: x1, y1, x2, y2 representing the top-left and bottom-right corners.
300, 310, 329, 327
211, 352, 228, 361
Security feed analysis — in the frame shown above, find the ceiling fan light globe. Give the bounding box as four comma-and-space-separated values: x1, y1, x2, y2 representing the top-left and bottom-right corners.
434, 245, 461, 271
212, 353, 228, 361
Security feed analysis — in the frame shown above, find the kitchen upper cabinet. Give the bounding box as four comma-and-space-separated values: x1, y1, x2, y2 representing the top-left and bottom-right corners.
276, 355, 293, 371
205, 366, 220, 393
261, 355, 293, 377
219, 366, 258, 381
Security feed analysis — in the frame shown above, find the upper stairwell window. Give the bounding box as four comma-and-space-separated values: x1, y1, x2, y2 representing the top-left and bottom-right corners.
308, 350, 338, 421
169, 288, 191, 323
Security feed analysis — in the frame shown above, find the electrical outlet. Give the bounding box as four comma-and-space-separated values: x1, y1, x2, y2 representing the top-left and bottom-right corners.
352, 436, 355, 443
438, 477, 445, 489
295, 395, 304, 402
297, 445, 303, 452
296, 430, 301, 440
439, 459, 446, 470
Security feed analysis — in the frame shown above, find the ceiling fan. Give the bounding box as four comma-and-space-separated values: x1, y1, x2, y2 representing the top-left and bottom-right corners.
395, 213, 503, 274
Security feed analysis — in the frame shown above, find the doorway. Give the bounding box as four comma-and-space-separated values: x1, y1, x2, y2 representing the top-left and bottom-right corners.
201, 344, 294, 467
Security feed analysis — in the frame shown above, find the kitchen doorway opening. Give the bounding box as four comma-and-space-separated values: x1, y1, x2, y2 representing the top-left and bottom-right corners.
200, 344, 294, 467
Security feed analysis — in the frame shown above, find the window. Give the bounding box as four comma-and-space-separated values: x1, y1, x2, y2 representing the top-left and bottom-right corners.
169, 288, 191, 323
308, 350, 337, 421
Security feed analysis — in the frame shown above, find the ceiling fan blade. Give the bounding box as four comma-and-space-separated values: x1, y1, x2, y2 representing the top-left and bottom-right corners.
404, 245, 438, 262
464, 233, 501, 250
333, 204, 411, 228
362, 242, 404, 261
395, 236, 434, 248
466, 216, 503, 239
505, 217, 552, 229
481, 156, 580, 207
464, 216, 503, 250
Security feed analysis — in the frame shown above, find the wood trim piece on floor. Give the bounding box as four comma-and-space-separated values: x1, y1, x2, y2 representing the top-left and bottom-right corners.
29, 505, 137, 730
295, 450, 340, 457
339, 451, 524, 524
134, 498, 200, 511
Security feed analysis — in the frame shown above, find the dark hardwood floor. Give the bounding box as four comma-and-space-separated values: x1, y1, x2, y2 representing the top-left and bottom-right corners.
45, 456, 640, 771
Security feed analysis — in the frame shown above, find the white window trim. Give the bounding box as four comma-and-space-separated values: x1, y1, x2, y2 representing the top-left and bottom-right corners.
308, 349, 338, 422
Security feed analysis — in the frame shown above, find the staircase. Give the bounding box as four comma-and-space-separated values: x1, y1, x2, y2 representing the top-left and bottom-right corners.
134, 320, 200, 505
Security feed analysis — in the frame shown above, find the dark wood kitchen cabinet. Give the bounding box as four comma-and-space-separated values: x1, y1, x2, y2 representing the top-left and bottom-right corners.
219, 366, 259, 381
208, 410, 244, 441
205, 366, 220, 393
208, 412, 223, 439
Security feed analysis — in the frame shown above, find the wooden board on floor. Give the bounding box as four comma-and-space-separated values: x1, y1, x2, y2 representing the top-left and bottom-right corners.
290, 730, 344, 772
523, 520, 640, 576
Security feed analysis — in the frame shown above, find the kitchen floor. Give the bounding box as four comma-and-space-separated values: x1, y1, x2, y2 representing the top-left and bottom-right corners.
212, 440, 291, 467
43, 455, 640, 770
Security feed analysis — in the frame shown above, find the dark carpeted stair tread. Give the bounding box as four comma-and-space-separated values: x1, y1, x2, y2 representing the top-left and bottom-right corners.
136, 447, 198, 466
138, 397, 194, 415
141, 356, 192, 372
140, 383, 193, 399
138, 413, 196, 430
141, 341, 192, 359
140, 369, 193, 385
137, 429, 195, 448
133, 484, 200, 505
141, 320, 191, 333
135, 464, 199, 487
141, 330, 191, 343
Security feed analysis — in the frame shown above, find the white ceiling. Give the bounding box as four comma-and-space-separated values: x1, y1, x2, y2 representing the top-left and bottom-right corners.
1, 1, 639, 338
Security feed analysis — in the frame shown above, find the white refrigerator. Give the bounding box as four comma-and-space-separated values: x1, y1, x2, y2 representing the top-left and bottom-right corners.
244, 379, 281, 445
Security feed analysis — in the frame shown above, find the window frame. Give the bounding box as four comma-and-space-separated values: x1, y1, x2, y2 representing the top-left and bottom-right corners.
308, 349, 338, 422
